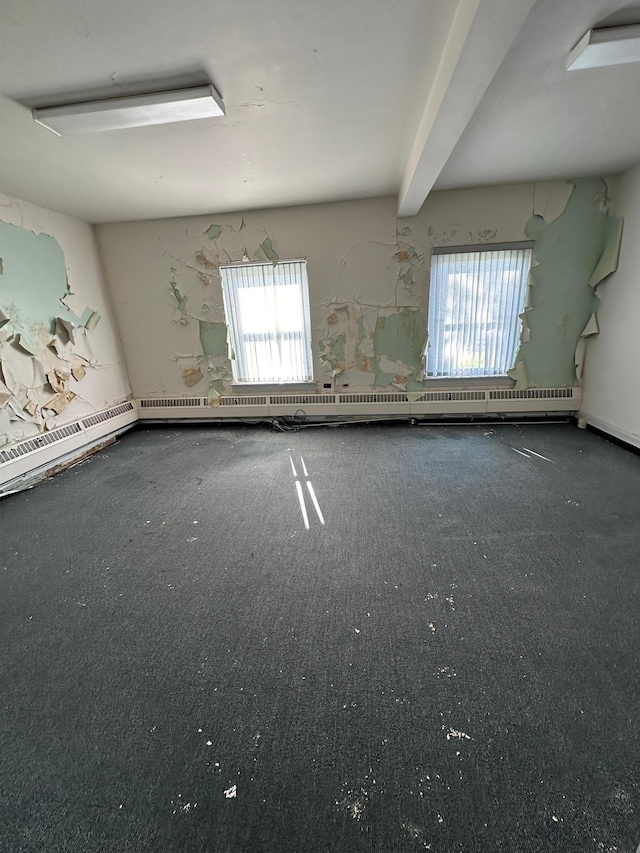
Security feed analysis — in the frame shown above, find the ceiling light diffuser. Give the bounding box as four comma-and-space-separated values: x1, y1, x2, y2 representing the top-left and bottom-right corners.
33, 85, 225, 136
567, 24, 640, 71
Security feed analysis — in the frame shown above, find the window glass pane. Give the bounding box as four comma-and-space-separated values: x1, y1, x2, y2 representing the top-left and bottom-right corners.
237, 284, 304, 335
427, 248, 532, 378
221, 261, 313, 384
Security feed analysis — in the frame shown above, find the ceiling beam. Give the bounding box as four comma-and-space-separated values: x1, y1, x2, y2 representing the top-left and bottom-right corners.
398, 0, 539, 217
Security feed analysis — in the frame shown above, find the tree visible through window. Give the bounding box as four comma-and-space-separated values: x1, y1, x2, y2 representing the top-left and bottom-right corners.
221, 260, 313, 384
427, 245, 532, 378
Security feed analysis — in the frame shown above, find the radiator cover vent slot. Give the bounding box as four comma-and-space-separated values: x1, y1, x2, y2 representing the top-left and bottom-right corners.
219, 396, 268, 406
270, 394, 335, 406
140, 398, 203, 408
339, 393, 408, 404
0, 422, 82, 464
82, 402, 134, 427
415, 390, 486, 402
489, 388, 575, 400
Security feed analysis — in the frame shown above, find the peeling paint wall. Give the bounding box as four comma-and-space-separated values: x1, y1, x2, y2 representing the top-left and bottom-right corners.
0, 193, 132, 447
508, 178, 622, 389
95, 180, 618, 400
581, 165, 640, 444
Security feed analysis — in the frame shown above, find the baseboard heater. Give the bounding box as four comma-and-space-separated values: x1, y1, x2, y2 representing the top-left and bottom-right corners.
0, 401, 138, 491
137, 387, 582, 420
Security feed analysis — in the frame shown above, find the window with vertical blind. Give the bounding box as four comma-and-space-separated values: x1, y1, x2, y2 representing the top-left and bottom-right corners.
220, 259, 313, 384
426, 243, 533, 378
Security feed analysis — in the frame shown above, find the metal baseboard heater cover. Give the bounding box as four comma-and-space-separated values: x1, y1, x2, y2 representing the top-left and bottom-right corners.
137, 388, 582, 418
0, 401, 137, 488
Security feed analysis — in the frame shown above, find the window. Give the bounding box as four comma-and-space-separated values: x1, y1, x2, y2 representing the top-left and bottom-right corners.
221, 259, 313, 384
427, 243, 532, 378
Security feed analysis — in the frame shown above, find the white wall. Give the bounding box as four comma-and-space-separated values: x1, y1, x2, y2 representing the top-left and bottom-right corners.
582, 165, 640, 447
0, 193, 132, 447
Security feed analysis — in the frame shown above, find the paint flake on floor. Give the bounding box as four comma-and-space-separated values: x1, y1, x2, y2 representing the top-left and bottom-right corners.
446, 728, 471, 741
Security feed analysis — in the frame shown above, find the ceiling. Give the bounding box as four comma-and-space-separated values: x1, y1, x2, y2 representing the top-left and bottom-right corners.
0, 0, 455, 222
0, 0, 639, 223
435, 0, 640, 191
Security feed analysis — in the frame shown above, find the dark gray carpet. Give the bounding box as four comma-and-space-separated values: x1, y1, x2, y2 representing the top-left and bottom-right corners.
0, 422, 638, 852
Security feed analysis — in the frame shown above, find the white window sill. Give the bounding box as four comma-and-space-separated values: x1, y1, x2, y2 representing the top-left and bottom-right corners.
422, 375, 514, 388
231, 380, 315, 390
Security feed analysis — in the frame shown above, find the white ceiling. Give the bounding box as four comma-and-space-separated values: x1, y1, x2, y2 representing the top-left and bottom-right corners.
0, 0, 456, 222
0, 0, 639, 222
435, 0, 640, 191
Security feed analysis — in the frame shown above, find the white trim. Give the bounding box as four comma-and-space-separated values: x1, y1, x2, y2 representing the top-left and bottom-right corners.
578, 412, 640, 451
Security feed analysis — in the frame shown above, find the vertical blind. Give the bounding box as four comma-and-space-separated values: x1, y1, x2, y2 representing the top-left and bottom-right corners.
221, 260, 313, 384
427, 247, 532, 378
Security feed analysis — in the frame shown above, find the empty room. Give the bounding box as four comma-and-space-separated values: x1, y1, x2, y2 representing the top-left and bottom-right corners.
1, 0, 639, 850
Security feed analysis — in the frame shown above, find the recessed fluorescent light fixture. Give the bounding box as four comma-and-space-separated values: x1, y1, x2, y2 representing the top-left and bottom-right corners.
567, 24, 640, 71
33, 85, 225, 136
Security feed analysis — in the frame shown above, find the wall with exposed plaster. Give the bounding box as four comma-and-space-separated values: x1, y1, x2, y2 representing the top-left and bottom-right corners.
0, 193, 132, 448
95, 179, 619, 402
581, 165, 640, 446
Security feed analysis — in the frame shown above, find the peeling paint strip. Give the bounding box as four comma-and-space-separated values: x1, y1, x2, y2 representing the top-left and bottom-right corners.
259, 237, 279, 266
508, 354, 528, 390
306, 481, 325, 525
83, 310, 101, 330
205, 224, 222, 239
295, 480, 309, 530
182, 366, 203, 387
522, 447, 553, 462
511, 448, 531, 458
589, 216, 623, 287
580, 313, 599, 338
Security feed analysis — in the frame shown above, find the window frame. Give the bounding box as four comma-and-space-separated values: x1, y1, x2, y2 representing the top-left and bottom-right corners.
220, 258, 314, 386
426, 241, 534, 380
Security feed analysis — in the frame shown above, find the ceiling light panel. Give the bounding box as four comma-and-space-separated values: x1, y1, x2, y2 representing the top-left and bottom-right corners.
33, 85, 225, 136
567, 25, 640, 71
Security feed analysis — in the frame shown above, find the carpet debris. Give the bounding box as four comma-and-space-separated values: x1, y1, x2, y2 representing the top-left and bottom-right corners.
435, 667, 456, 678
446, 728, 471, 741
400, 818, 431, 848
337, 796, 365, 821
171, 796, 197, 815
